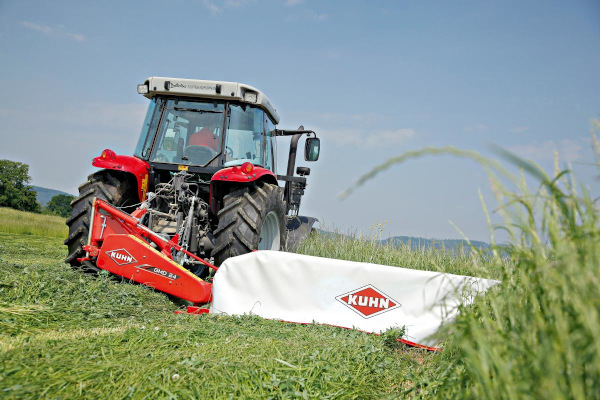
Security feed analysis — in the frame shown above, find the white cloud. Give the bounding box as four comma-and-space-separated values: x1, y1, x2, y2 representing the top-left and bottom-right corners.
22, 21, 85, 42
67, 33, 85, 42
202, 0, 221, 15
312, 12, 328, 21
284, 9, 329, 23
75, 103, 148, 132
303, 112, 414, 148
464, 124, 488, 133
2, 102, 147, 135
320, 127, 416, 148
508, 139, 583, 162
202, 0, 256, 15
510, 126, 529, 133
22, 21, 52, 34
285, 0, 304, 5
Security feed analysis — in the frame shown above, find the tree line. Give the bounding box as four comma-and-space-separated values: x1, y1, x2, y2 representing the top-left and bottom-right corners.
0, 159, 75, 218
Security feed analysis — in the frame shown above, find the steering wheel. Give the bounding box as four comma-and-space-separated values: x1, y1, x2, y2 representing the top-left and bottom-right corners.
183, 145, 217, 165
226, 146, 234, 158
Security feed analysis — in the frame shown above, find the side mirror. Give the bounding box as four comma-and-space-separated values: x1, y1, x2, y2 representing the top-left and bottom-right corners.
304, 137, 320, 162
163, 128, 180, 151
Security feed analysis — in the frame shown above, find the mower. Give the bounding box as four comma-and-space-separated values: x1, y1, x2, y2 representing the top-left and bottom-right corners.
65, 77, 320, 300
64, 77, 497, 348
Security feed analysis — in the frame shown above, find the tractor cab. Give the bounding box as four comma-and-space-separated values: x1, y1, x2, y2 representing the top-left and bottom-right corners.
133, 78, 281, 174
129, 77, 319, 218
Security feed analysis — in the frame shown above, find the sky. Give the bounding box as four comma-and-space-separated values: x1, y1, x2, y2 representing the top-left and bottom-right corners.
1, 0, 599, 242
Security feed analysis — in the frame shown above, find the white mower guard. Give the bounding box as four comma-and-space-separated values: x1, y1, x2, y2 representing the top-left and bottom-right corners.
211, 251, 499, 349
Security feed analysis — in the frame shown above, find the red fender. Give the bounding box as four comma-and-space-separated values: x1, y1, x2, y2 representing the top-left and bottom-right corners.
92, 149, 150, 201
209, 162, 278, 214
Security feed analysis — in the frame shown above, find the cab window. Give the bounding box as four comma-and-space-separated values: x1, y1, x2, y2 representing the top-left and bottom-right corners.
264, 115, 276, 172
150, 100, 225, 166
224, 105, 265, 167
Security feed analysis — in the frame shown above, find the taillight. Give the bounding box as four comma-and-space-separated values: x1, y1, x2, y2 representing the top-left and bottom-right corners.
101, 149, 116, 161
241, 162, 254, 174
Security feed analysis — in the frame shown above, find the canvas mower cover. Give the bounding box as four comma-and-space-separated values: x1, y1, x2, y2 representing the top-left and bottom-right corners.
211, 251, 498, 349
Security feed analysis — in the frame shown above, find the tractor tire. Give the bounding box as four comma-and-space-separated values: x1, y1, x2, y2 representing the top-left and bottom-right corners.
213, 182, 287, 266
64, 170, 137, 273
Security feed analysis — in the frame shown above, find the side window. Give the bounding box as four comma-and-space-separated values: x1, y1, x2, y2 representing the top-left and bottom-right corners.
134, 98, 161, 160
152, 111, 189, 163
264, 116, 276, 173
225, 105, 265, 167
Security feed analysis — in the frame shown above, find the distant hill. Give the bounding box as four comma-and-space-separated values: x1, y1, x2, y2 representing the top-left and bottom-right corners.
316, 229, 490, 253
31, 186, 75, 206
381, 236, 490, 252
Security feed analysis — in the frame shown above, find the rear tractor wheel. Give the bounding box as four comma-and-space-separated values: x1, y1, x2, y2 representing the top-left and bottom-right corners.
64, 170, 137, 273
213, 182, 287, 266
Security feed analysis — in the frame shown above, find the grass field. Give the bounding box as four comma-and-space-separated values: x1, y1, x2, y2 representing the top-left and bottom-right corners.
0, 207, 68, 238
0, 224, 448, 399
1, 143, 599, 398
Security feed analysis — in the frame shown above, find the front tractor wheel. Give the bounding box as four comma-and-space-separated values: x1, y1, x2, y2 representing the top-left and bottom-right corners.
213, 182, 287, 266
64, 170, 137, 273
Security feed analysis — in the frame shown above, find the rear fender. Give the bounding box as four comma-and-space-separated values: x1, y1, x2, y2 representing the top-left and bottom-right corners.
209, 165, 278, 215
92, 149, 150, 201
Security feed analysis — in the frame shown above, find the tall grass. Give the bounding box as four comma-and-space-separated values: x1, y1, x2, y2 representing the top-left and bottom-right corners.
296, 224, 504, 280
341, 123, 600, 399
0, 207, 67, 238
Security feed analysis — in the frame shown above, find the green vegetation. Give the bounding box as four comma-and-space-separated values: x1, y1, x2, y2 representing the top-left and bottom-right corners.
0, 160, 40, 213
298, 224, 501, 280
44, 193, 76, 218
382, 236, 489, 252
0, 207, 68, 238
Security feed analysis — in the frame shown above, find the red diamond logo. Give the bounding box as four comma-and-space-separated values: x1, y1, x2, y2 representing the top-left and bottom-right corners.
336, 285, 401, 318
105, 248, 137, 266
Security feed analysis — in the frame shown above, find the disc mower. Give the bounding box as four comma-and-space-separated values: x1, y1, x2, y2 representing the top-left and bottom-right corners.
65, 77, 320, 302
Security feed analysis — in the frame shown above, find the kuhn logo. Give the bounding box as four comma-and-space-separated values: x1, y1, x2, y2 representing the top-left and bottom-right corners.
336, 285, 401, 318
106, 249, 137, 266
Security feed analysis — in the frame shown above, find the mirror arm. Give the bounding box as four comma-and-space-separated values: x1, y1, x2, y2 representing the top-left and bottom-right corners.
276, 129, 316, 137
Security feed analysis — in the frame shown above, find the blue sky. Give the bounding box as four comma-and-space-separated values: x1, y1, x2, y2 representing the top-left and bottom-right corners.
1, 0, 599, 241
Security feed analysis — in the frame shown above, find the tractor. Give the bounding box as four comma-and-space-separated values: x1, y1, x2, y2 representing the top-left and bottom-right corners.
65, 77, 320, 278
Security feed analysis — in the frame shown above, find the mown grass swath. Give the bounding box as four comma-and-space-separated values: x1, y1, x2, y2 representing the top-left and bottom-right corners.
1, 229, 440, 398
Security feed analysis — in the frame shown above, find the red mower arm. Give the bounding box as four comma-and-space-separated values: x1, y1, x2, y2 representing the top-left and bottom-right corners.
81, 198, 215, 304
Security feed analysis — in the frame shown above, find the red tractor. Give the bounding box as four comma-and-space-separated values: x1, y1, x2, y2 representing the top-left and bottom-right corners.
65, 77, 320, 278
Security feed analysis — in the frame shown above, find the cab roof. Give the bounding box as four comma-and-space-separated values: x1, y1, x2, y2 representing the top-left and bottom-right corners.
140, 76, 280, 124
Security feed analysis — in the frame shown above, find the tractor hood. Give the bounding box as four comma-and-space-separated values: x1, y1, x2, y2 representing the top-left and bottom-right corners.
139, 76, 280, 124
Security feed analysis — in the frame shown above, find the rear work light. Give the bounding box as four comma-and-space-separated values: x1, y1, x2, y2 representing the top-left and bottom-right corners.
137, 84, 149, 94
243, 91, 257, 103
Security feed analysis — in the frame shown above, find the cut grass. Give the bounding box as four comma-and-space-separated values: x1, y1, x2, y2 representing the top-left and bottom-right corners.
0, 207, 67, 238
0, 232, 437, 399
